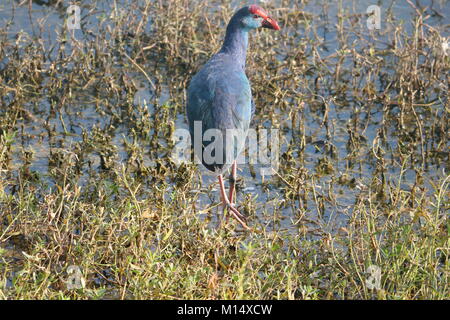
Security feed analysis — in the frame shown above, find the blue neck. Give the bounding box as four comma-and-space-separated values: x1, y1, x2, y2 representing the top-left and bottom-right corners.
220, 23, 249, 69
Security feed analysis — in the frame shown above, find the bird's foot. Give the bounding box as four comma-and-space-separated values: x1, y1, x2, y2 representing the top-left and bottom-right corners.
218, 173, 249, 230
224, 202, 249, 230
227, 203, 245, 221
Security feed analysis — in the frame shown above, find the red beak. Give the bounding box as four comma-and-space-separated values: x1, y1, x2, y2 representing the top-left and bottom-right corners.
249, 4, 281, 31
262, 16, 281, 30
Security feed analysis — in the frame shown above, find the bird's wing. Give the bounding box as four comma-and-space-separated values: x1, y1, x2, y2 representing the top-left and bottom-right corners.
187, 60, 253, 171
251, 96, 255, 117
211, 72, 252, 132
187, 69, 214, 129
187, 61, 252, 133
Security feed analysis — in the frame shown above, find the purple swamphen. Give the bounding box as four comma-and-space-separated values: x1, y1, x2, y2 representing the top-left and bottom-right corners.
186, 5, 280, 229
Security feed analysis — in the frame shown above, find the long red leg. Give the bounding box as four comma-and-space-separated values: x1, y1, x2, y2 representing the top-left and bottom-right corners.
218, 174, 249, 230
228, 160, 237, 205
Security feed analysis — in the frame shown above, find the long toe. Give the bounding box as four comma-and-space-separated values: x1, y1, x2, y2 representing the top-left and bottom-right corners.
228, 203, 246, 221
226, 204, 250, 230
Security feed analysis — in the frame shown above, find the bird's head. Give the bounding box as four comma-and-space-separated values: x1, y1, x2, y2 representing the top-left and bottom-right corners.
238, 4, 281, 31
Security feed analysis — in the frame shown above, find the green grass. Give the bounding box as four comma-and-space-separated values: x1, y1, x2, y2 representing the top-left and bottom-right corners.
0, 0, 449, 299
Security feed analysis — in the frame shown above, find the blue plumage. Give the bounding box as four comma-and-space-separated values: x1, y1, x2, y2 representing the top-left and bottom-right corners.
186, 4, 280, 229
187, 6, 272, 173
187, 51, 252, 172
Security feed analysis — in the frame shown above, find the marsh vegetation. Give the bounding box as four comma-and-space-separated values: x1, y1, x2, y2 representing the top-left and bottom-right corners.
0, 0, 448, 299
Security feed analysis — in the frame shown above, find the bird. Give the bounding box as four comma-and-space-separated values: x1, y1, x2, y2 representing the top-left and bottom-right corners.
186, 5, 280, 229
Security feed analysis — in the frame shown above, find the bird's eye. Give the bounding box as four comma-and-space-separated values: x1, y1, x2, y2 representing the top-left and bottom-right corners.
253, 14, 259, 19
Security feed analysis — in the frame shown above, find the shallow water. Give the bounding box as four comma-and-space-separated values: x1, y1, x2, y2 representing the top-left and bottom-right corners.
1, 0, 449, 234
